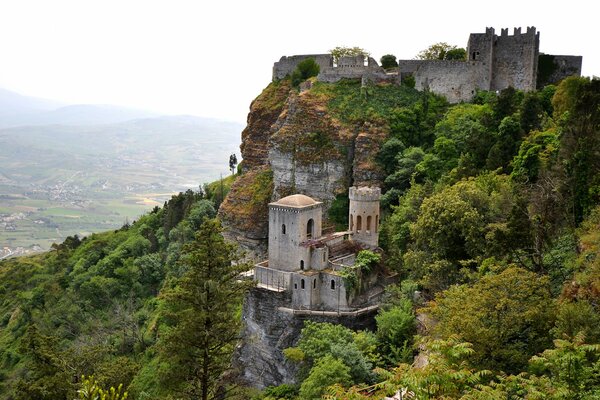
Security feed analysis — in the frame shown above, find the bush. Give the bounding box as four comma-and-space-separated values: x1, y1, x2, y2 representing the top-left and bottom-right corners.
299, 355, 351, 399
291, 58, 320, 86
380, 54, 398, 69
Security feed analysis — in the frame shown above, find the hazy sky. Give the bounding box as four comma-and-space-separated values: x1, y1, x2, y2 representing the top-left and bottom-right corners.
0, 0, 597, 123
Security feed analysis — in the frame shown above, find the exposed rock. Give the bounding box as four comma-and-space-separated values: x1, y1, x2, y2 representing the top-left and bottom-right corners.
269, 89, 353, 204
239, 80, 291, 171
219, 166, 273, 260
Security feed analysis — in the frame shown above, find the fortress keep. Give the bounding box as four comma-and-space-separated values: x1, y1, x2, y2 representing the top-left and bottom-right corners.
272, 27, 582, 103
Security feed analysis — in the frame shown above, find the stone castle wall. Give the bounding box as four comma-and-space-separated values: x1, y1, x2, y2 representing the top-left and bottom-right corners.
273, 54, 333, 80
413, 60, 489, 103
540, 54, 583, 87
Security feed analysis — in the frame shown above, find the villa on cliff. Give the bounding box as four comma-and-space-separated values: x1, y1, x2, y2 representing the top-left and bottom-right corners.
272, 26, 582, 103
253, 186, 384, 312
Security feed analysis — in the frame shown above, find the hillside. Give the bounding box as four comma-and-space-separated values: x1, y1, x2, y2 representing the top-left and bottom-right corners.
0, 72, 598, 399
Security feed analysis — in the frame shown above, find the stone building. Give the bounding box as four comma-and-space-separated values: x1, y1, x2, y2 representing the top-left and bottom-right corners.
272, 26, 582, 103
253, 186, 382, 311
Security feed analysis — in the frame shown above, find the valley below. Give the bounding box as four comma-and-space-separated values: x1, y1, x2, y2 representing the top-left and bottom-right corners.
0, 115, 242, 256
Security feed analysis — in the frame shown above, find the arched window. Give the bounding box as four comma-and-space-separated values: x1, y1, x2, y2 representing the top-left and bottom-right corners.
367, 215, 372, 232
356, 215, 362, 231
375, 215, 379, 233
281, 224, 286, 234
350, 213, 354, 231
331, 279, 336, 290
294, 283, 298, 289
301, 279, 305, 289
300, 260, 304, 270
307, 218, 314, 238
313, 279, 316, 289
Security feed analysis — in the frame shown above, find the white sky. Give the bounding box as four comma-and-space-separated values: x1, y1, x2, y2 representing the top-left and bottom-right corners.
0, 0, 597, 123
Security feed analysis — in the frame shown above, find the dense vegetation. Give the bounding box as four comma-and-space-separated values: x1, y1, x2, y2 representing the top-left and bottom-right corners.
0, 74, 598, 399
261, 76, 600, 399
0, 186, 252, 399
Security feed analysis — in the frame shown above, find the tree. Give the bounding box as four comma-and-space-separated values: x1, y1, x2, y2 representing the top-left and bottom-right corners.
158, 219, 251, 400
228, 153, 238, 175
299, 355, 352, 400
329, 46, 370, 63
380, 54, 398, 69
375, 299, 416, 365
416, 42, 466, 60
289, 321, 375, 385
428, 267, 555, 373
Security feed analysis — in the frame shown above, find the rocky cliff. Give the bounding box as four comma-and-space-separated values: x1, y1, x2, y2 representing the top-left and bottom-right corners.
220, 78, 411, 258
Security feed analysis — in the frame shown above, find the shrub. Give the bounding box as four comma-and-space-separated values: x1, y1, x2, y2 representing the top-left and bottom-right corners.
291, 58, 320, 86
380, 54, 398, 69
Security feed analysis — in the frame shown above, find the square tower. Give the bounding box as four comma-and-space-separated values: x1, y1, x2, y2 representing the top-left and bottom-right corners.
268, 194, 323, 272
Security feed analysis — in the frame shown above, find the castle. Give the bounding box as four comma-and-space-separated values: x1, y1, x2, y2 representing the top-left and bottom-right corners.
273, 26, 582, 102
253, 186, 382, 311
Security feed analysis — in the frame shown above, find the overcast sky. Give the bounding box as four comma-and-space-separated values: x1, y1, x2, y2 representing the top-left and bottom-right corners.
0, 0, 597, 123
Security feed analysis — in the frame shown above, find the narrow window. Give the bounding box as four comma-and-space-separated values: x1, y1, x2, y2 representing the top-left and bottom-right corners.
367, 215, 372, 232
350, 213, 354, 231
307, 219, 314, 238
300, 260, 304, 270
356, 215, 362, 231
331, 279, 336, 290
294, 283, 298, 289
323, 252, 326, 262
281, 224, 286, 234
301, 279, 305, 289
313, 279, 316, 289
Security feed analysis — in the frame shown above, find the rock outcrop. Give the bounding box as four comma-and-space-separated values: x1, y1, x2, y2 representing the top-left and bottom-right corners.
221, 79, 388, 259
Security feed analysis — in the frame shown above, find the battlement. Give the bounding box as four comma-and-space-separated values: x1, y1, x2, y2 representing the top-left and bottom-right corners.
499, 26, 538, 38
349, 186, 381, 202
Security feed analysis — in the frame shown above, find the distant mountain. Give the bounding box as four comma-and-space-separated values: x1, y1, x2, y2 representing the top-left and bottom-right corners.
0, 88, 64, 116
0, 88, 160, 128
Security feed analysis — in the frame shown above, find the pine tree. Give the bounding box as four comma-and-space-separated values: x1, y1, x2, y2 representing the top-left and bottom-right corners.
158, 218, 251, 400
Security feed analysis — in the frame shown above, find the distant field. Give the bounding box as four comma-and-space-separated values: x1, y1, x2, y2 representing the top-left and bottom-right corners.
0, 115, 242, 252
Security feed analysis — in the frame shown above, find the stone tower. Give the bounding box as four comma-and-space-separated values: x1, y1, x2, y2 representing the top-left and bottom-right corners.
348, 186, 381, 248
267, 194, 323, 272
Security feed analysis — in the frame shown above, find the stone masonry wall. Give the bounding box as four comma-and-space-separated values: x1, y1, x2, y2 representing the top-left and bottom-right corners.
413, 61, 489, 103
273, 54, 333, 80
541, 55, 583, 87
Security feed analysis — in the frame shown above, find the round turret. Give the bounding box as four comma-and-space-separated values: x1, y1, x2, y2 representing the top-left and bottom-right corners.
348, 186, 381, 248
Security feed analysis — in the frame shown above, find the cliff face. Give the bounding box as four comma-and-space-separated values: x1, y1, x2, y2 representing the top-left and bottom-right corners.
221, 79, 392, 257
